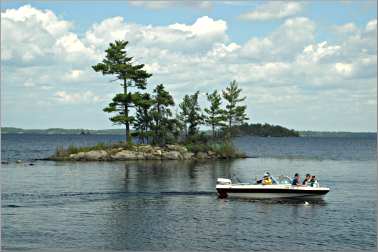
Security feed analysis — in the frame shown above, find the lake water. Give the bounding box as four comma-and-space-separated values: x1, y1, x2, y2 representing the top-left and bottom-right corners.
1, 134, 377, 251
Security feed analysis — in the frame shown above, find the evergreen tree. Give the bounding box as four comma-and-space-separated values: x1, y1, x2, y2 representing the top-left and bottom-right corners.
222, 80, 249, 136
204, 90, 226, 137
92, 40, 152, 143
179, 91, 203, 138
133, 93, 154, 144
151, 84, 175, 145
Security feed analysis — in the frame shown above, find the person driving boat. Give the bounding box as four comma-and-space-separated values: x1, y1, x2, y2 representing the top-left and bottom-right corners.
262, 173, 273, 185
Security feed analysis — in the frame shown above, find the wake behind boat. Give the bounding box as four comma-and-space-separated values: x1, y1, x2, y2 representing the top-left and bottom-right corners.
216, 175, 330, 199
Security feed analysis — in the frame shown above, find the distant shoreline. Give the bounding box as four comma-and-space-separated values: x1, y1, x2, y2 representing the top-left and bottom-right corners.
1, 127, 376, 138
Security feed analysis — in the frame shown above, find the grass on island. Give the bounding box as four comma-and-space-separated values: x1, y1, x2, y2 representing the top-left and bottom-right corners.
54, 142, 134, 157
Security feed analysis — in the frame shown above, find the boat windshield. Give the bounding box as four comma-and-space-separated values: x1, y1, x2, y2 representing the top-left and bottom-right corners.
276, 176, 292, 185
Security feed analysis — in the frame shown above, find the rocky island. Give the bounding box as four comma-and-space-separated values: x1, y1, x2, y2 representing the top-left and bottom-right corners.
48, 143, 247, 161
47, 41, 251, 163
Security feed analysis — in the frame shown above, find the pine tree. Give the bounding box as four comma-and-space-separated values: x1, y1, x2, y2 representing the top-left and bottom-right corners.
204, 90, 226, 138
133, 93, 154, 144
92, 40, 152, 143
222, 80, 249, 136
179, 91, 203, 138
151, 84, 174, 145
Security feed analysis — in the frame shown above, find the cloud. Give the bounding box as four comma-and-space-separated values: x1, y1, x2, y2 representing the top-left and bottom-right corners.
366, 19, 377, 32
1, 5, 97, 66
240, 17, 315, 61
1, 5, 376, 131
1, 4, 71, 36
128, 0, 212, 9
84, 16, 228, 54
54, 91, 102, 103
333, 22, 358, 34
239, 1, 302, 21
297, 41, 341, 64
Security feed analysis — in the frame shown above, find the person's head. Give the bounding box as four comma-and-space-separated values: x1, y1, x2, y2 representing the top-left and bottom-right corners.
306, 173, 311, 179
294, 173, 299, 178
311, 175, 316, 180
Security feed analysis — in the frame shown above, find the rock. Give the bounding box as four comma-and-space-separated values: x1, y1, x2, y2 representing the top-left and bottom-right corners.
152, 149, 162, 156
69, 150, 108, 161
143, 152, 161, 160
111, 150, 142, 160
16, 160, 22, 163
166, 144, 188, 153
161, 151, 182, 160
182, 152, 194, 160
29, 163, 35, 166
207, 150, 216, 156
196, 152, 208, 159
1, 161, 9, 164
138, 145, 154, 153
84, 150, 108, 160
69, 152, 86, 160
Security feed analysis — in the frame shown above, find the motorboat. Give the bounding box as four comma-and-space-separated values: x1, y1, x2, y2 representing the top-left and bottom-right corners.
216, 175, 330, 199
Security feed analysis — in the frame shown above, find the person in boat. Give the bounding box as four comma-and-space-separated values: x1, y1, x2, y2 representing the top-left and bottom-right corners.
292, 173, 302, 186
262, 173, 273, 185
302, 173, 311, 186
257, 172, 273, 185
309, 175, 319, 187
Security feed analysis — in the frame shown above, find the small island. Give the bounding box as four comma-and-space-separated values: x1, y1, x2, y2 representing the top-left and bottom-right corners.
49, 142, 247, 161
41, 40, 298, 162
44, 40, 254, 161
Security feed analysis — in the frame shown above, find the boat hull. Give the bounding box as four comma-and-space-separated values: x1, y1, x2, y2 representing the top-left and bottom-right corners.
216, 185, 329, 199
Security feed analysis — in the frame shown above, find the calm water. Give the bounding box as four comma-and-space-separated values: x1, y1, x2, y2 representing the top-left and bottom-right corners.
1, 134, 377, 251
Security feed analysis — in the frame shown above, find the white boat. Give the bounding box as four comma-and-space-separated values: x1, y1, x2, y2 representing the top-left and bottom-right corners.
216, 177, 330, 199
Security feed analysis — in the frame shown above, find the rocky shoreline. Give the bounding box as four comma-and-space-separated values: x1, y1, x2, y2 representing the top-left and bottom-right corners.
48, 144, 248, 161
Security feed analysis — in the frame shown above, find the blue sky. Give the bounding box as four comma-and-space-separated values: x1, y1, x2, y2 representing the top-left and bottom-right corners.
1, 1, 377, 131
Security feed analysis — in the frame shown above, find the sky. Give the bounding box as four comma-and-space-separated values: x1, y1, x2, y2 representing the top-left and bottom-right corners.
1, 0, 377, 132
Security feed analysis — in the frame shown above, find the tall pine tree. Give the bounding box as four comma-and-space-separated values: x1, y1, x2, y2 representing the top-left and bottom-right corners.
222, 80, 249, 136
133, 93, 154, 144
179, 91, 203, 138
204, 90, 226, 137
92, 40, 152, 143
151, 84, 175, 145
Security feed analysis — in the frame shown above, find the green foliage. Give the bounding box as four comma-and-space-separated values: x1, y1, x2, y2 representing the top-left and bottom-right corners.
204, 90, 226, 137
92, 40, 152, 143
222, 80, 249, 135
179, 91, 203, 137
211, 142, 239, 157
231, 123, 299, 137
150, 84, 175, 145
184, 143, 210, 153
133, 93, 154, 144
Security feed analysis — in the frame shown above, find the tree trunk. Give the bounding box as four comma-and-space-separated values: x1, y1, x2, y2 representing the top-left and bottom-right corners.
228, 114, 232, 139
156, 104, 161, 145
212, 124, 215, 138
124, 79, 131, 143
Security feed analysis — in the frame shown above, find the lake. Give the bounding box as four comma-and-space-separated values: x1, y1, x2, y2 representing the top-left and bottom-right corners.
1, 134, 377, 251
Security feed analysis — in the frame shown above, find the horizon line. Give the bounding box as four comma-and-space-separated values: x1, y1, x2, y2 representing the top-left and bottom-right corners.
1, 126, 376, 134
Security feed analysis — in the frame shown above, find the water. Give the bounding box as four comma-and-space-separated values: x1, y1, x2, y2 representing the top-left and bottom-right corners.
1, 134, 377, 251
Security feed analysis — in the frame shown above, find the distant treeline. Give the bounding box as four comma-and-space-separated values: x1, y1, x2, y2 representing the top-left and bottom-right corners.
1, 127, 123, 135
299, 131, 376, 138
3, 127, 376, 138
230, 123, 299, 137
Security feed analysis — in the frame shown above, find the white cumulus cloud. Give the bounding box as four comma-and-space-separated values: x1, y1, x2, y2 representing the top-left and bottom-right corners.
239, 1, 302, 21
